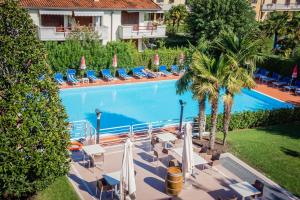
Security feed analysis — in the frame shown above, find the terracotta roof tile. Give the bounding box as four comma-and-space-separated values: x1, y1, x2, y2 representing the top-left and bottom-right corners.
19, 0, 161, 10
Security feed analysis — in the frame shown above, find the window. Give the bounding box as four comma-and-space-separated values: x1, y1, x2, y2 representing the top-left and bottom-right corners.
297, 0, 300, 4
169, 0, 175, 3
272, 0, 277, 4
144, 13, 155, 21
41, 15, 64, 27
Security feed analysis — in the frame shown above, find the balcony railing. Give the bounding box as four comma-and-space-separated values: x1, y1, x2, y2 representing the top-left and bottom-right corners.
38, 25, 109, 41
118, 24, 166, 39
262, 3, 300, 11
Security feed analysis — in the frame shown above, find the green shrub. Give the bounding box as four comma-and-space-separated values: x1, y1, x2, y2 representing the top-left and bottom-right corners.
0, 1, 69, 198
44, 40, 187, 74
204, 107, 300, 132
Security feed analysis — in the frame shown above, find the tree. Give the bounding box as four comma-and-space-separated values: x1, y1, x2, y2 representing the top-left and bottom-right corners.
191, 51, 227, 150
166, 4, 188, 33
187, 0, 257, 41
262, 11, 300, 57
214, 32, 263, 145
176, 42, 210, 139
0, 0, 70, 198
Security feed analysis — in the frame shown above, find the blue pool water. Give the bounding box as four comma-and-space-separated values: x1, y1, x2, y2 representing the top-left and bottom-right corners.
60, 80, 292, 129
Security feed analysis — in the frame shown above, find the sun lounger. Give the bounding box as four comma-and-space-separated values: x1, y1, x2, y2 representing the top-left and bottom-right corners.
295, 88, 300, 95
159, 65, 171, 76
254, 68, 270, 81
261, 72, 281, 84
54, 73, 65, 85
117, 68, 132, 80
171, 65, 180, 76
101, 69, 114, 81
86, 70, 97, 82
140, 66, 157, 78
66, 69, 79, 85
272, 77, 291, 88
132, 67, 147, 78
283, 80, 300, 91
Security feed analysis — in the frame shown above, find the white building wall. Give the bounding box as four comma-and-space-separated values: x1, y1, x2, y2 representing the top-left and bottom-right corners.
139, 12, 145, 26
29, 10, 40, 26
102, 11, 121, 43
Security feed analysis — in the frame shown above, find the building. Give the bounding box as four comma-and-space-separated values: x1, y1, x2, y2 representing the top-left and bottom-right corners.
252, 0, 300, 20
19, 0, 167, 50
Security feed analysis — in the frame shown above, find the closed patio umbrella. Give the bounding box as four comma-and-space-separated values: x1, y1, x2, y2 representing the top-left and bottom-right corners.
292, 64, 298, 79
80, 56, 86, 70
182, 123, 194, 181
179, 52, 185, 65
120, 139, 136, 200
154, 50, 159, 66
112, 49, 118, 68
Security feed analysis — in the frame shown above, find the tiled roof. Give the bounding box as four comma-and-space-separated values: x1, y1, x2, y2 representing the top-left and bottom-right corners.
19, 0, 161, 10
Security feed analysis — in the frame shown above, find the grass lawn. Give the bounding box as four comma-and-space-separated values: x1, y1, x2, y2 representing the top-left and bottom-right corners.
225, 122, 300, 197
34, 176, 80, 200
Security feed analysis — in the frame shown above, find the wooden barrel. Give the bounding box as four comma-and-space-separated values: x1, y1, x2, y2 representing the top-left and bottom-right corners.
165, 166, 183, 196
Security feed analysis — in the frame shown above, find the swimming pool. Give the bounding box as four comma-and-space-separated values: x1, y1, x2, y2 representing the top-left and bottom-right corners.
60, 80, 292, 129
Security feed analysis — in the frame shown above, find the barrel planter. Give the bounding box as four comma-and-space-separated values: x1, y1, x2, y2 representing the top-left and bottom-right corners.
165, 166, 183, 196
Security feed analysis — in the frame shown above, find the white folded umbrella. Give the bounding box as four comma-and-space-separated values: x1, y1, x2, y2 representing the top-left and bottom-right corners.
120, 139, 136, 200
182, 123, 195, 180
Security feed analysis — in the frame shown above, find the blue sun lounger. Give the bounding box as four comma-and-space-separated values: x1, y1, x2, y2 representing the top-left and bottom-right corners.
283, 80, 300, 91
295, 88, 300, 95
171, 65, 180, 75
261, 72, 281, 84
272, 77, 291, 88
255, 68, 270, 81
54, 73, 65, 85
117, 68, 132, 80
159, 65, 171, 76
86, 70, 97, 82
66, 69, 79, 85
101, 69, 114, 81
138, 66, 157, 78
132, 67, 147, 78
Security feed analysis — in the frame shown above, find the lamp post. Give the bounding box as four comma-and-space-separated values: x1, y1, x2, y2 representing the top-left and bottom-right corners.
179, 99, 186, 134
95, 109, 102, 144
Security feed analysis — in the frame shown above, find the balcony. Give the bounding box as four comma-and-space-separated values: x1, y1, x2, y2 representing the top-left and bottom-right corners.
118, 24, 166, 39
38, 26, 109, 41
262, 3, 300, 11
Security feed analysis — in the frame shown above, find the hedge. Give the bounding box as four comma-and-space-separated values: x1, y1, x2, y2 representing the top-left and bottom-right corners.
44, 40, 187, 74
204, 107, 300, 132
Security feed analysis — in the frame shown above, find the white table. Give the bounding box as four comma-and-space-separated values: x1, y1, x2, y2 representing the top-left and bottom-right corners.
172, 147, 208, 166
82, 144, 105, 167
229, 181, 261, 200
103, 171, 121, 199
81, 77, 89, 83
156, 132, 177, 148
82, 144, 105, 156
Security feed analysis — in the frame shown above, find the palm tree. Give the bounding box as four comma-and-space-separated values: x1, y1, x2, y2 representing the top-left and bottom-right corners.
214, 32, 263, 145
167, 5, 188, 32
190, 51, 227, 150
176, 42, 210, 139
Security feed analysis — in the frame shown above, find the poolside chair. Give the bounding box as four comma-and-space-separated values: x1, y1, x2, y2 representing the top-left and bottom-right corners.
117, 68, 132, 80
101, 69, 114, 81
283, 80, 300, 91
54, 73, 65, 85
253, 67, 261, 79
159, 65, 172, 76
271, 77, 291, 88
254, 68, 270, 81
66, 69, 79, 85
251, 180, 264, 198
86, 70, 97, 82
261, 72, 281, 84
132, 67, 147, 78
171, 65, 180, 76
96, 178, 114, 200
295, 88, 300, 95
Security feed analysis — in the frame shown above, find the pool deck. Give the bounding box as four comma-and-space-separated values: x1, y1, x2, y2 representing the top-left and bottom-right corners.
59, 76, 300, 106
68, 137, 297, 200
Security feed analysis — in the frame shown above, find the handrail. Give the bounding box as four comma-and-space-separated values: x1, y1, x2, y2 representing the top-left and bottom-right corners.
69, 117, 196, 141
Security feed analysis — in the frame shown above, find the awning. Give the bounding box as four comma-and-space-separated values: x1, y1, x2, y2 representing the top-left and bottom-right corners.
74, 11, 104, 16
39, 10, 72, 16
